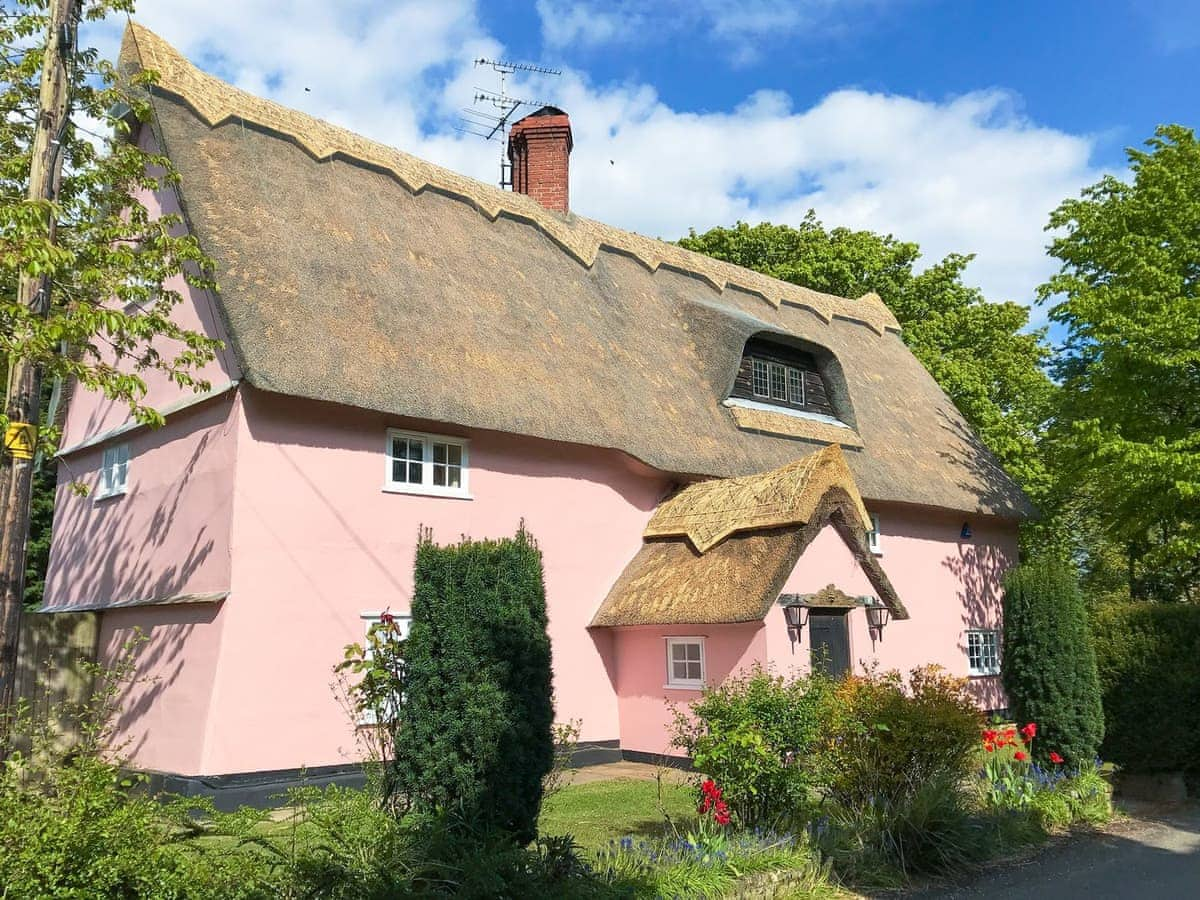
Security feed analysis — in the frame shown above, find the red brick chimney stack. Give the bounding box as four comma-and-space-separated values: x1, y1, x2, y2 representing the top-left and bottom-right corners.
507, 106, 573, 214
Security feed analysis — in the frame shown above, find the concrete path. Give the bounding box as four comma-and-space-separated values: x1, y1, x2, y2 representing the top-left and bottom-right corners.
907, 804, 1200, 899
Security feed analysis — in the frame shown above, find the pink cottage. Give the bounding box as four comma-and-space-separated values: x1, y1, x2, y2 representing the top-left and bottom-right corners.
41, 26, 1030, 806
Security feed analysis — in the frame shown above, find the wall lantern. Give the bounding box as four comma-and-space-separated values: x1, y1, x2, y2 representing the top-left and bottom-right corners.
863, 597, 890, 640
960, 521, 973, 540
778, 593, 809, 634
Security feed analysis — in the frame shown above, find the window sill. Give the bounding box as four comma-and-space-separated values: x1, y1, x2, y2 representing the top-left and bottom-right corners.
663, 683, 704, 691
382, 484, 473, 500
968, 671, 1000, 679
93, 488, 127, 503
724, 397, 852, 429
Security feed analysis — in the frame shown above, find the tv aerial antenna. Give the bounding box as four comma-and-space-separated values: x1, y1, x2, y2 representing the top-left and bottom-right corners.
458, 57, 561, 188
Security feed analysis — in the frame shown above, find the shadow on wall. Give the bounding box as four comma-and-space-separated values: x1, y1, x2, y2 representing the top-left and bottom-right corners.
48, 421, 219, 611
104, 604, 221, 763
944, 540, 1012, 709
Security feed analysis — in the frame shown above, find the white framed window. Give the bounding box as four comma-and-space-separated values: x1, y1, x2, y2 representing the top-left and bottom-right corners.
787, 368, 805, 405
384, 429, 470, 498
665, 637, 706, 689
751, 358, 770, 397
866, 513, 882, 555
96, 443, 130, 500
769, 362, 788, 401
358, 610, 412, 725
967, 629, 1001, 677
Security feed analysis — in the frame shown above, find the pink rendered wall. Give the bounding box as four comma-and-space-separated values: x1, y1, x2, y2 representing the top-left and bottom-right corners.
44, 394, 239, 609
59, 124, 238, 450
196, 388, 669, 775
612, 624, 766, 757
765, 504, 1017, 709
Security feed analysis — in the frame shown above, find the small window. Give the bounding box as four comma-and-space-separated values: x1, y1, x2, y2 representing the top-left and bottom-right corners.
665, 637, 705, 689
96, 443, 130, 500
769, 363, 788, 401
751, 359, 770, 397
787, 368, 805, 405
866, 513, 882, 555
967, 629, 1001, 677
358, 610, 412, 725
385, 430, 470, 498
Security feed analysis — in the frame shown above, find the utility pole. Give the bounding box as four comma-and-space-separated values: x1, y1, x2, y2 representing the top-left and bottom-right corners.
0, 0, 80, 713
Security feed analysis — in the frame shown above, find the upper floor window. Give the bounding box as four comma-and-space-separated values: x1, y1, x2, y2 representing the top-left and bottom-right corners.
866, 514, 882, 555
96, 443, 130, 500
731, 338, 837, 418
385, 429, 470, 498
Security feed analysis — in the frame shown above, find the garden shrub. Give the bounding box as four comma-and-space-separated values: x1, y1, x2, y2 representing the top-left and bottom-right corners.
670, 667, 834, 828
815, 666, 983, 880
1002, 558, 1104, 767
1090, 601, 1200, 774
390, 526, 554, 844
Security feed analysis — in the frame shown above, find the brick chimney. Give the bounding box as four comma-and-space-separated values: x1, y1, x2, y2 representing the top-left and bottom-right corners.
507, 106, 573, 214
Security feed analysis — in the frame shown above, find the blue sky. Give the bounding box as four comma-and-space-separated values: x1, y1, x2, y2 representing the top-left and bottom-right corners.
96, 1, 1199, 320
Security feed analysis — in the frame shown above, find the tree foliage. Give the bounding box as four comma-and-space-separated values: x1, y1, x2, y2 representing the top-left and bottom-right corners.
390, 527, 554, 845
1001, 558, 1104, 767
1, 0, 221, 451
678, 215, 1056, 507
1039, 125, 1200, 602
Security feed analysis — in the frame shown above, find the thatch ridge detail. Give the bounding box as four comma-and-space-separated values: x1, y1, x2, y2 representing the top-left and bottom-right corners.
645, 445, 871, 553
120, 23, 899, 337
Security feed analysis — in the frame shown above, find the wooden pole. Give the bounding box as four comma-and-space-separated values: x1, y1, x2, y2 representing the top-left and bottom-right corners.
0, 0, 81, 714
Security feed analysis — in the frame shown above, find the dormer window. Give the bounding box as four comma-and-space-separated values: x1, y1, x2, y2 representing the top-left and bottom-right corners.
732, 338, 837, 419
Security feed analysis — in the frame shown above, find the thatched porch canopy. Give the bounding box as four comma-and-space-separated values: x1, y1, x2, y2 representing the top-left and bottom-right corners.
591, 446, 907, 627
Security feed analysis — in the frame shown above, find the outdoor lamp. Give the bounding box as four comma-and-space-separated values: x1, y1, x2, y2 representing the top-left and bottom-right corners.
783, 603, 808, 630
864, 598, 890, 639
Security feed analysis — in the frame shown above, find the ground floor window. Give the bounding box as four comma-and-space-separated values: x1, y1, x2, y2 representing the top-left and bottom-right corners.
358, 610, 412, 724
665, 636, 705, 688
967, 629, 1001, 676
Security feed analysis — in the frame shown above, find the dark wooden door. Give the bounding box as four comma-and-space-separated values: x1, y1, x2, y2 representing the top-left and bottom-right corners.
809, 611, 851, 678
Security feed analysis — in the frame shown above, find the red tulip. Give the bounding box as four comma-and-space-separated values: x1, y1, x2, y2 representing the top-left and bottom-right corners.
1021, 722, 1037, 740
1014, 750, 1027, 762
1049, 752, 1065, 765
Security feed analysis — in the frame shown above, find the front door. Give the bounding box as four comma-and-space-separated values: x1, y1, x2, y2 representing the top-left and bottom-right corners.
808, 610, 851, 678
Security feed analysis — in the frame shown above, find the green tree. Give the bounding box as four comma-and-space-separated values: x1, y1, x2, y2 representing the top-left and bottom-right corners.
678, 216, 1057, 509
390, 527, 554, 845
1001, 557, 1104, 767
1, 0, 221, 439
1039, 125, 1200, 602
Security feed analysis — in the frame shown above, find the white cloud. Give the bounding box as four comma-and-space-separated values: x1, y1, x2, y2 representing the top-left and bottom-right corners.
86, 1, 1102, 310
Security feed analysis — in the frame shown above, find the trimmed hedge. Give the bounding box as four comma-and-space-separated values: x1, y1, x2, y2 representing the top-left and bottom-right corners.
1001, 558, 1104, 767
390, 527, 554, 844
1091, 602, 1200, 774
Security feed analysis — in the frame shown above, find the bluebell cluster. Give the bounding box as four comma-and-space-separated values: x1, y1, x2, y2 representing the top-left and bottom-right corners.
600, 829, 800, 870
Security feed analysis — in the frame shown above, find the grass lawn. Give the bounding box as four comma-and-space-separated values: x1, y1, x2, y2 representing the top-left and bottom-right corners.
539, 777, 696, 850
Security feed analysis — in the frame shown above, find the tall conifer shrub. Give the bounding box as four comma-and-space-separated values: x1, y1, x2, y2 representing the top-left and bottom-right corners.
1001, 558, 1104, 766
390, 527, 553, 844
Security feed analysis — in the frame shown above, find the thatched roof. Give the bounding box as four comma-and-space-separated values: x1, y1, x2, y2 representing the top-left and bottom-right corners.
591, 448, 907, 627
119, 24, 1033, 520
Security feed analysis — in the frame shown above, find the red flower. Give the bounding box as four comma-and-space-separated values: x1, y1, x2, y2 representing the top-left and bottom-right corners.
701, 779, 720, 798
982, 729, 998, 743
714, 809, 731, 826
379, 610, 395, 625
983, 741, 995, 753
1021, 722, 1037, 740
1049, 752, 1065, 765
1014, 750, 1027, 762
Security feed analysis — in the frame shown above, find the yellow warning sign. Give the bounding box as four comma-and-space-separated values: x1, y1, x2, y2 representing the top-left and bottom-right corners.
4, 422, 37, 460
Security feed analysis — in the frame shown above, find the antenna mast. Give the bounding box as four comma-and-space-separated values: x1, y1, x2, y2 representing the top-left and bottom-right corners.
458, 58, 561, 189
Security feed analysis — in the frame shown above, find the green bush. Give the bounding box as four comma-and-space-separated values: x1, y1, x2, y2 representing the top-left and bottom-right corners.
390, 527, 554, 844
1002, 558, 1104, 767
1091, 601, 1200, 774
670, 667, 834, 828
815, 666, 983, 880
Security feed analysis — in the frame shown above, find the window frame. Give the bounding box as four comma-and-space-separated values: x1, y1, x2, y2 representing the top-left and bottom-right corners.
358, 610, 412, 725
95, 443, 131, 501
866, 513, 882, 555
664, 636, 706, 690
966, 628, 1001, 677
383, 429, 471, 499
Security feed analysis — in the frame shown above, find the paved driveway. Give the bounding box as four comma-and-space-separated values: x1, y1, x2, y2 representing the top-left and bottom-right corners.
909, 805, 1200, 899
